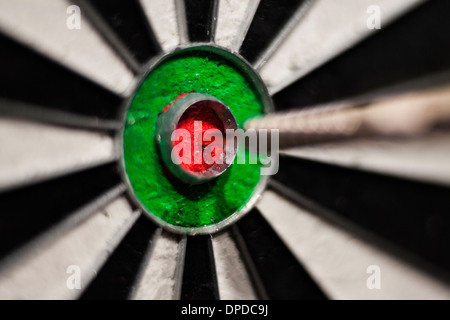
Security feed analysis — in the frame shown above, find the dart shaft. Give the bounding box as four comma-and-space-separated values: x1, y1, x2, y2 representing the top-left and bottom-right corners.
244, 84, 450, 149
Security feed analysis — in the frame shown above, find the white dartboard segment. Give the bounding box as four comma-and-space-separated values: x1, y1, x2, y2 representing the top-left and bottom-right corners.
212, 230, 258, 300
259, 0, 426, 94
281, 133, 450, 188
132, 231, 185, 300
140, 0, 181, 52
257, 191, 450, 300
0, 197, 139, 300
215, 0, 260, 52
0, 117, 117, 193
0, 0, 136, 95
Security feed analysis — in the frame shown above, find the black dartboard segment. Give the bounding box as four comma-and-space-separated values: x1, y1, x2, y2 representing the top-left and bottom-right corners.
240, 0, 308, 65
273, 0, 450, 110
0, 33, 123, 120
0, 163, 122, 260
80, 216, 158, 300
181, 235, 220, 300
184, 0, 218, 43
81, 0, 161, 65
274, 156, 450, 274
234, 209, 328, 300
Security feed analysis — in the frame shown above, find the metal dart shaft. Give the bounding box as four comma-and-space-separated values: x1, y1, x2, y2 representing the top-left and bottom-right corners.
244, 84, 450, 149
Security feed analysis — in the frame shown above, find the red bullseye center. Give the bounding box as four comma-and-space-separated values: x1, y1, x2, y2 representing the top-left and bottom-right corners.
157, 93, 238, 185
174, 102, 226, 173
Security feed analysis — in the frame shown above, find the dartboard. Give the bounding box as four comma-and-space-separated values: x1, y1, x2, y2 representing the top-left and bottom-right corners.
0, 0, 449, 301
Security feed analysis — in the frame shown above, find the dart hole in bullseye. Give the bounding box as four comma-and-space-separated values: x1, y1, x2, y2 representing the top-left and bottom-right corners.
156, 93, 238, 185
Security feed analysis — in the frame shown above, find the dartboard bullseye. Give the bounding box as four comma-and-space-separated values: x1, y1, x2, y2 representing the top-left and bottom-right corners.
121, 46, 273, 234
156, 92, 238, 185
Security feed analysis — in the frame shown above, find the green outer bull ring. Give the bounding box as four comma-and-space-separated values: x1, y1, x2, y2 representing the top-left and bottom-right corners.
118, 45, 274, 235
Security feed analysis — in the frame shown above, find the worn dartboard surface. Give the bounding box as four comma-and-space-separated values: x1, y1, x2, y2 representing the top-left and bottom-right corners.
0, 0, 450, 301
